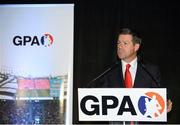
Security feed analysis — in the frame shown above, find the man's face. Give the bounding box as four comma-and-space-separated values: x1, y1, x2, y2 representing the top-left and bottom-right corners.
117, 34, 140, 63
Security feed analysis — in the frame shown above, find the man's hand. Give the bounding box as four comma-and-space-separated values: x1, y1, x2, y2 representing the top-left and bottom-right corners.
167, 99, 172, 113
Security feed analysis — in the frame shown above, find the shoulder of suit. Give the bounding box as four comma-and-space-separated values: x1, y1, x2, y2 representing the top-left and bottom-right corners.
140, 60, 159, 71
105, 63, 121, 77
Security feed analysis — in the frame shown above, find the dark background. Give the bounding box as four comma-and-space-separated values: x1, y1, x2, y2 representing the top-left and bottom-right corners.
1, 0, 180, 124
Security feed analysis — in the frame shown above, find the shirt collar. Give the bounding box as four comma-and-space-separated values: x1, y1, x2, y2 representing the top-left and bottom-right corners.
121, 57, 137, 69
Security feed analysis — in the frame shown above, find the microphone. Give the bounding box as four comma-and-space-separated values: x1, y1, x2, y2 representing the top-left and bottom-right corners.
87, 62, 119, 87
138, 59, 160, 87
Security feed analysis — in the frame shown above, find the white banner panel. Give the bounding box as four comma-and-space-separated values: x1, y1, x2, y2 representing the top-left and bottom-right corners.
0, 4, 73, 77
78, 88, 167, 122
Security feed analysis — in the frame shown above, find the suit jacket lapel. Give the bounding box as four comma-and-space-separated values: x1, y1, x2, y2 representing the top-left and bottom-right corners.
134, 63, 141, 88
118, 62, 124, 88
134, 63, 150, 88
113, 61, 124, 88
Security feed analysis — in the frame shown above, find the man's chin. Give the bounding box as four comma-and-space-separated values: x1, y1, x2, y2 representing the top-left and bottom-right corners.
118, 56, 125, 60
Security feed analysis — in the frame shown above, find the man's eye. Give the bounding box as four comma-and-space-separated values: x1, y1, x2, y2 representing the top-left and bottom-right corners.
117, 42, 121, 44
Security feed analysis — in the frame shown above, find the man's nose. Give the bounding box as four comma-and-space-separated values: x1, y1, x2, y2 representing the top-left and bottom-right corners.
117, 44, 123, 49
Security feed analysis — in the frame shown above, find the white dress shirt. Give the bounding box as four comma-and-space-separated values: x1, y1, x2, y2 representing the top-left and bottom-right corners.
121, 57, 138, 86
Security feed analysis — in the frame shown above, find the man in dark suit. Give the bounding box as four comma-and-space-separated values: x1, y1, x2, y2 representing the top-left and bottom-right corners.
87, 28, 172, 124
102, 28, 161, 89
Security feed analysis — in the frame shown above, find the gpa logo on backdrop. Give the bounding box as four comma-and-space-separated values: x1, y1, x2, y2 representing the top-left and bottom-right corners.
13, 33, 54, 47
41, 33, 54, 47
138, 92, 165, 118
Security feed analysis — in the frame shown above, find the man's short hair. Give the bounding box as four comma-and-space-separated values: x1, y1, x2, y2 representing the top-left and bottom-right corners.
118, 28, 142, 44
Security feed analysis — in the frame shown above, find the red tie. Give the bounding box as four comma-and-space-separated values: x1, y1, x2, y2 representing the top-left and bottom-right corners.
124, 64, 133, 88
125, 64, 134, 125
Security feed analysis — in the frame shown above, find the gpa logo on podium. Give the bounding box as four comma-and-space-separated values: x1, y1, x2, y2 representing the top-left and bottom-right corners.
78, 88, 167, 121
138, 92, 165, 118
13, 33, 54, 47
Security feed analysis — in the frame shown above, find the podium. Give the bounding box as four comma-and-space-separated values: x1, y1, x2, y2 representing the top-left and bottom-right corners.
78, 88, 167, 122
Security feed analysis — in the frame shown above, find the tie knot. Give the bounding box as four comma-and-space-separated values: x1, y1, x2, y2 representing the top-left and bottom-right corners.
126, 64, 131, 69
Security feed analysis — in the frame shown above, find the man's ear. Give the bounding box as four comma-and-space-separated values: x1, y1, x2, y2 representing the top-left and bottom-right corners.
134, 44, 140, 52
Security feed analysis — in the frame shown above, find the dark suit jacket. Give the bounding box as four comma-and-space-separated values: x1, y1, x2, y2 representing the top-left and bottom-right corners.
84, 59, 165, 124
88, 59, 161, 88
